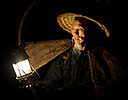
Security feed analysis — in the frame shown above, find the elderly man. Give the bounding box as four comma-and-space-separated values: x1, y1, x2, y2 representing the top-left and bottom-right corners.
38, 13, 125, 99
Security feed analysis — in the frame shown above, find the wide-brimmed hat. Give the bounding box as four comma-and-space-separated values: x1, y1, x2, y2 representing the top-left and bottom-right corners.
57, 13, 110, 37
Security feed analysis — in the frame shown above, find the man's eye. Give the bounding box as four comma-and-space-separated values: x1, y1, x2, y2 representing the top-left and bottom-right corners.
72, 28, 75, 30
79, 28, 83, 31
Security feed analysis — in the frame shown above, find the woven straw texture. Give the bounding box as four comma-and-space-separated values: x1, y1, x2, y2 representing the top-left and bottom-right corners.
25, 38, 72, 70
57, 13, 110, 37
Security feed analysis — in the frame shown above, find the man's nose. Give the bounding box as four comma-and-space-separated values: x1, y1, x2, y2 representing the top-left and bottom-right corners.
74, 29, 79, 35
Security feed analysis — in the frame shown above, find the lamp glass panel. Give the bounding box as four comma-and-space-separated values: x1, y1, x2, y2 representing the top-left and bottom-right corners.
12, 59, 32, 77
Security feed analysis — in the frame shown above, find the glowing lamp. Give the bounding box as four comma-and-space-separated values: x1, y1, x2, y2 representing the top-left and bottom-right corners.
12, 47, 33, 80
12, 59, 32, 79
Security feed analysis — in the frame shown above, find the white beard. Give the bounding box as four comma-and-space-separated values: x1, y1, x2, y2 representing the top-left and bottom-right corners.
72, 36, 85, 55
73, 44, 82, 55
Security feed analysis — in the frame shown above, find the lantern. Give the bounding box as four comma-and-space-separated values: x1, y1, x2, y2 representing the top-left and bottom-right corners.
12, 47, 33, 80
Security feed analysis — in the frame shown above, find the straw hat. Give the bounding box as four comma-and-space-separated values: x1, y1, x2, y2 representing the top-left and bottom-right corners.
57, 13, 110, 37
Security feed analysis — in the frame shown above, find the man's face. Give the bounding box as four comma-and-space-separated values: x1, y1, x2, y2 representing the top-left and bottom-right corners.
71, 18, 87, 45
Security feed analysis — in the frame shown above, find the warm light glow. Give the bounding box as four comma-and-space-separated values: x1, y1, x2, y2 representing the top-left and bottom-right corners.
12, 59, 32, 78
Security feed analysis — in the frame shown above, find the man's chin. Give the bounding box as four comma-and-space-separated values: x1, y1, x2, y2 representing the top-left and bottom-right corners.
75, 40, 84, 44
73, 36, 84, 44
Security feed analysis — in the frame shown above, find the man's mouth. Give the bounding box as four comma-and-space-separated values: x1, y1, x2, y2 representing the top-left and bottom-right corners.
73, 36, 83, 44
74, 37, 80, 40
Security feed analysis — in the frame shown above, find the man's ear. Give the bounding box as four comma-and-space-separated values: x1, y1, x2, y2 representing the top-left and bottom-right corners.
71, 37, 75, 44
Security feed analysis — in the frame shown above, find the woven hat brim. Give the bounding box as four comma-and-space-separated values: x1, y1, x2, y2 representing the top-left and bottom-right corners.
57, 13, 110, 37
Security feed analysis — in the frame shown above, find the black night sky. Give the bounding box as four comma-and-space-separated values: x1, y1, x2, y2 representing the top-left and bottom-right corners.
1, 0, 128, 99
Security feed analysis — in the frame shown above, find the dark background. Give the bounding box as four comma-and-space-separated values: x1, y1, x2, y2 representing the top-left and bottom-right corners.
1, 0, 128, 99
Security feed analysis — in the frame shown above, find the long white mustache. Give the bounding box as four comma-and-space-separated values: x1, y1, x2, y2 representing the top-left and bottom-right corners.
72, 36, 83, 44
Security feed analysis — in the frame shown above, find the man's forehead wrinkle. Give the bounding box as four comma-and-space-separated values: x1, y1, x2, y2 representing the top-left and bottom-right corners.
72, 23, 84, 29
72, 20, 83, 27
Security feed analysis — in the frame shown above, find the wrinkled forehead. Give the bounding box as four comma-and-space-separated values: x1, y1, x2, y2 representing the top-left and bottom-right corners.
72, 17, 89, 28
72, 20, 82, 26
73, 17, 88, 23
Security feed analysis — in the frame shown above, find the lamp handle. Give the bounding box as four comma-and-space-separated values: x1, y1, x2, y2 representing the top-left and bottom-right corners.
18, 0, 37, 46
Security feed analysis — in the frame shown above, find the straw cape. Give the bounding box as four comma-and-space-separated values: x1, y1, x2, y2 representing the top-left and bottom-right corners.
25, 39, 72, 70
57, 13, 110, 37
